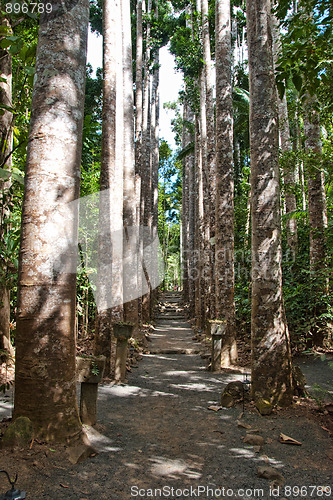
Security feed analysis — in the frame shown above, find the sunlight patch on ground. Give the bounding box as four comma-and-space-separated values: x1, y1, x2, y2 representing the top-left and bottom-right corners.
143, 354, 178, 361
169, 382, 217, 392
217, 413, 234, 421
99, 384, 179, 399
83, 425, 122, 453
230, 447, 284, 468
149, 456, 202, 479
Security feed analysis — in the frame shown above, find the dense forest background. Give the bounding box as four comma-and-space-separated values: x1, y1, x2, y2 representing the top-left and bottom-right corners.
1, 0, 332, 359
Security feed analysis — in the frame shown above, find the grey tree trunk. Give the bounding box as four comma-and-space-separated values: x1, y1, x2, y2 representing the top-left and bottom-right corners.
194, 114, 204, 328
141, 0, 152, 322
182, 103, 190, 303
304, 93, 327, 273
150, 40, 159, 308
135, 0, 143, 324
271, 15, 298, 256
199, 67, 209, 328
95, 0, 124, 377
186, 108, 196, 318
215, 0, 237, 366
0, 16, 14, 359
304, 93, 328, 346
247, 0, 293, 407
14, 0, 89, 441
201, 0, 215, 320
122, 0, 139, 325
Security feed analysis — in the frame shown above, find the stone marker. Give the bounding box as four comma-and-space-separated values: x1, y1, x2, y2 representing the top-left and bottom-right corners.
113, 322, 135, 383
76, 355, 106, 426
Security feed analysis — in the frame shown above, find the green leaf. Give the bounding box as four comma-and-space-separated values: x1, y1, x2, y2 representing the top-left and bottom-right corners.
0, 39, 12, 49
292, 73, 302, 92
0, 103, 15, 114
0, 168, 10, 180
23, 66, 35, 76
276, 80, 285, 100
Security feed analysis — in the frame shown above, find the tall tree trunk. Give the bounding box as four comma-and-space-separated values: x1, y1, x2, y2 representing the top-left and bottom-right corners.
14, 1, 89, 441
304, 93, 328, 347
271, 15, 298, 256
247, 0, 293, 407
95, 0, 124, 377
186, 107, 196, 318
141, 0, 152, 322
0, 16, 14, 360
215, 0, 237, 366
304, 94, 327, 272
182, 102, 190, 303
122, 0, 139, 325
201, 0, 215, 320
135, 0, 143, 323
150, 38, 159, 308
199, 68, 208, 328
194, 115, 204, 329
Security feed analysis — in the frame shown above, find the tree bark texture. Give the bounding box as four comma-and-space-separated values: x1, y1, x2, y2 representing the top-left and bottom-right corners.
135, 0, 143, 324
194, 115, 204, 328
304, 94, 328, 346
182, 102, 190, 303
95, 0, 124, 377
150, 42, 159, 308
201, 0, 215, 320
247, 0, 293, 406
304, 94, 327, 273
0, 16, 13, 358
215, 0, 237, 366
14, 0, 89, 441
141, 0, 152, 323
271, 15, 298, 255
199, 68, 209, 328
122, 0, 139, 325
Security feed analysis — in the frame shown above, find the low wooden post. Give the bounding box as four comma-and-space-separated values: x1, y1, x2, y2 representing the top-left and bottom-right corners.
76, 355, 106, 426
209, 320, 226, 372
113, 322, 135, 383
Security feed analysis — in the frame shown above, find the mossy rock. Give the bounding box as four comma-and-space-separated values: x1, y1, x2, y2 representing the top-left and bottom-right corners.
220, 392, 234, 408
220, 381, 244, 407
2, 416, 33, 448
255, 398, 273, 415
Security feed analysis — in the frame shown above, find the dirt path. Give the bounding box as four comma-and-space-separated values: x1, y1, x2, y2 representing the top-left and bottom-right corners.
0, 292, 332, 499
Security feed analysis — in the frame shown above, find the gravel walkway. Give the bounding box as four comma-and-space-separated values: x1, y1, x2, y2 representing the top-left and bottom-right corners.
0, 293, 332, 499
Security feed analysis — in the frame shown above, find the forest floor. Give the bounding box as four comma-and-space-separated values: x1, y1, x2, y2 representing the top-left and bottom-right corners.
0, 292, 333, 499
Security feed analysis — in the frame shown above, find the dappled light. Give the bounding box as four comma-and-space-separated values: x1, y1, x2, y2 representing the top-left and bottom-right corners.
149, 456, 202, 479
84, 425, 122, 453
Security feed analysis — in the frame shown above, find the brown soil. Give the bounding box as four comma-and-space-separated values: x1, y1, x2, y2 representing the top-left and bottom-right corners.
0, 292, 332, 499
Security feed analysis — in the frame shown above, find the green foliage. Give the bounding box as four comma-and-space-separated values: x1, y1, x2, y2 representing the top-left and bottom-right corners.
275, 0, 333, 107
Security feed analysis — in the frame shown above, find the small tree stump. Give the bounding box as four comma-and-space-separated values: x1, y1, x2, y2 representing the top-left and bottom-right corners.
76, 355, 106, 426
113, 322, 135, 383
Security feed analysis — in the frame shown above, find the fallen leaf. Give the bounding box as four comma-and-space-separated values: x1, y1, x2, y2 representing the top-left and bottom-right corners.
321, 426, 331, 433
207, 406, 222, 412
279, 433, 302, 446
60, 484, 69, 488
237, 420, 252, 429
